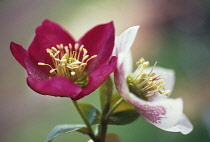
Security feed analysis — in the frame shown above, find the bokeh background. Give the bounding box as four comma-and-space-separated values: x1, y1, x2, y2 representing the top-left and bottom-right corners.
1, 0, 210, 142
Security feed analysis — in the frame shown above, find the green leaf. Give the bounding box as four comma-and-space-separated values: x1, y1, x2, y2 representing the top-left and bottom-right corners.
78, 102, 101, 125
100, 76, 113, 110
108, 93, 139, 125
108, 109, 139, 125
45, 124, 88, 142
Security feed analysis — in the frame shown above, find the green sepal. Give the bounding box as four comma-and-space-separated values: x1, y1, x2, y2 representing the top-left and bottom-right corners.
100, 76, 113, 110
77, 101, 101, 125
45, 124, 88, 142
108, 93, 139, 125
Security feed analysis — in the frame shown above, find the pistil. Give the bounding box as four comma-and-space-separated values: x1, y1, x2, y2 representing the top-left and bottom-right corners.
38, 43, 97, 88
126, 58, 170, 100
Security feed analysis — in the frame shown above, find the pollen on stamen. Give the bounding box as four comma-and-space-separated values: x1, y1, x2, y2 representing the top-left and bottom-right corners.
37, 43, 97, 88
126, 58, 171, 100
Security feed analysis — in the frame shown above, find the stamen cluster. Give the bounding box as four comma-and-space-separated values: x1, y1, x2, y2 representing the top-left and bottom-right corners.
38, 43, 97, 88
126, 58, 170, 100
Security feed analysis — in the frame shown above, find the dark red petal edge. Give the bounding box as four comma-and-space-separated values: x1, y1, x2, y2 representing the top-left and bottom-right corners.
28, 19, 75, 64
10, 42, 27, 68
27, 76, 82, 98
78, 21, 115, 72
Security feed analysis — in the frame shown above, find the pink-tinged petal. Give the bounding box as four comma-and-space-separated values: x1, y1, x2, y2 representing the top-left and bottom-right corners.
120, 49, 133, 77
74, 56, 117, 100
114, 63, 131, 101
10, 42, 27, 68
162, 114, 193, 134
115, 64, 191, 134
144, 66, 175, 101
131, 95, 183, 130
113, 26, 139, 67
27, 76, 82, 98
78, 22, 115, 72
145, 66, 175, 92
28, 19, 75, 64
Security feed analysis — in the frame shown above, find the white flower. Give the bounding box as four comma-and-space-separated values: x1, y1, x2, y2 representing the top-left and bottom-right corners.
114, 26, 193, 134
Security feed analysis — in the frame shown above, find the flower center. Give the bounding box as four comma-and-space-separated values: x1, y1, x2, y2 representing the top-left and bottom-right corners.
126, 58, 170, 101
38, 43, 97, 88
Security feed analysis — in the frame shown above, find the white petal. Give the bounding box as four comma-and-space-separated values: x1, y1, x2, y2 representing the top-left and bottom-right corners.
114, 62, 193, 134
162, 114, 193, 134
120, 49, 133, 76
130, 94, 183, 129
114, 63, 131, 102
145, 66, 175, 92
113, 26, 140, 67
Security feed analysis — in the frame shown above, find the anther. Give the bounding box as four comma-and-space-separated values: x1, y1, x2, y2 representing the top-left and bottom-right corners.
38, 43, 97, 88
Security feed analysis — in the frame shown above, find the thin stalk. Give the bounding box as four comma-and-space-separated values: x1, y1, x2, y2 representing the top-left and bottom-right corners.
105, 98, 124, 120
100, 103, 110, 142
99, 77, 113, 142
72, 100, 98, 142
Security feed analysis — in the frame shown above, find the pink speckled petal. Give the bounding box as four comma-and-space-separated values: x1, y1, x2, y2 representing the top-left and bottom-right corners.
130, 94, 183, 130
114, 62, 192, 134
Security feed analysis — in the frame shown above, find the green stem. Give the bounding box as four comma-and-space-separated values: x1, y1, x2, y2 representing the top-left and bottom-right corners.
99, 77, 113, 142
99, 97, 124, 142
72, 100, 99, 142
100, 102, 110, 142
105, 98, 124, 120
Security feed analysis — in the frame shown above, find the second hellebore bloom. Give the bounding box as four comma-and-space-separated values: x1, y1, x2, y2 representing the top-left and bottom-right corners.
11, 20, 117, 100
114, 26, 193, 134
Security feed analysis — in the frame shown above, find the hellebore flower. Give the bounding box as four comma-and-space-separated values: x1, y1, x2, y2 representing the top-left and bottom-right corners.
113, 26, 193, 134
10, 20, 117, 100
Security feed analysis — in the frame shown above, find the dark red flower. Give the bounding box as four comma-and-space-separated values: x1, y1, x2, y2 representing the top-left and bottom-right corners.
11, 20, 117, 100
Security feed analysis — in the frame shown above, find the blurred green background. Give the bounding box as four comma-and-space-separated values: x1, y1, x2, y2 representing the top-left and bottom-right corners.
1, 0, 210, 142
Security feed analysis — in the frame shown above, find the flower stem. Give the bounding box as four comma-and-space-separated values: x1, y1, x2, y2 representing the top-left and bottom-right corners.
105, 98, 123, 119
100, 102, 110, 142
72, 100, 99, 142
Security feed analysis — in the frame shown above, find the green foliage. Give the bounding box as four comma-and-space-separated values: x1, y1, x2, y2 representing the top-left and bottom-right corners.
108, 93, 139, 125
100, 76, 113, 110
77, 102, 102, 125
108, 109, 139, 125
45, 124, 88, 142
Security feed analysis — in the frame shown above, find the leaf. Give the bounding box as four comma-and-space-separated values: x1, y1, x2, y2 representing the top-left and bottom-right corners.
110, 93, 134, 112
45, 124, 88, 142
100, 76, 113, 110
108, 109, 139, 125
78, 102, 101, 125
108, 93, 139, 125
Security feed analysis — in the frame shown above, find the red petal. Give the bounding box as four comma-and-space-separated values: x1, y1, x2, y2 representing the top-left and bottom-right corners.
78, 22, 115, 72
28, 19, 75, 64
10, 42, 27, 68
73, 56, 117, 100
10, 42, 49, 79
27, 76, 82, 98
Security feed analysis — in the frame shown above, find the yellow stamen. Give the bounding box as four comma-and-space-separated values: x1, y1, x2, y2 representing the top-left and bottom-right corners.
126, 58, 170, 100
38, 43, 97, 88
